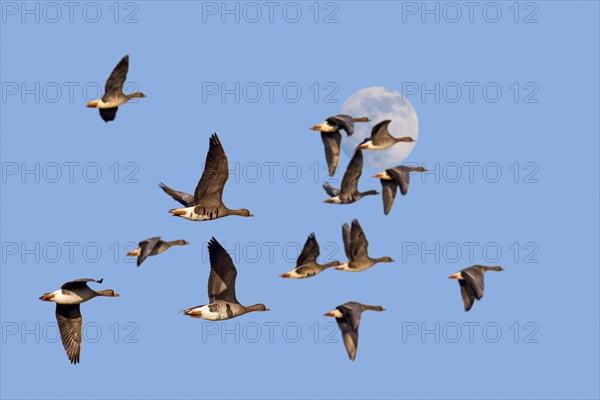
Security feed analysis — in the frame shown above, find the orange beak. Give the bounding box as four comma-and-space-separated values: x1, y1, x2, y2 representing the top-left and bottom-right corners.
86, 101, 98, 108
280, 272, 291, 278
335, 266, 344, 270
170, 210, 186, 216
39, 293, 55, 301
323, 198, 335, 204
448, 273, 460, 279
310, 125, 322, 131
358, 144, 368, 150
373, 173, 385, 179
323, 311, 336, 317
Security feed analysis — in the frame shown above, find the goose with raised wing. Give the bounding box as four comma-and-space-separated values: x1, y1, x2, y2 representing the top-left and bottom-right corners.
162, 133, 254, 221
310, 115, 370, 176
449, 265, 505, 311
86, 55, 146, 122
336, 219, 394, 272
182, 237, 269, 320
357, 120, 414, 150
323, 150, 378, 204
127, 236, 189, 267
280, 233, 341, 279
373, 165, 426, 215
324, 301, 385, 361
39, 278, 120, 364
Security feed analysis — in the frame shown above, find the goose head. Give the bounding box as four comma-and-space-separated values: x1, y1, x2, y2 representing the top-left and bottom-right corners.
96, 289, 120, 297
240, 209, 254, 217
247, 304, 270, 312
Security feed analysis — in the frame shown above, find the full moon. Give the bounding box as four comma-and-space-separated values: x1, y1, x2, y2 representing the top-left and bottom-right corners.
339, 87, 419, 170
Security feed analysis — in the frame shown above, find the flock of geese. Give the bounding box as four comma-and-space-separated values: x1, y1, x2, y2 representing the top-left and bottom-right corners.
40, 55, 505, 364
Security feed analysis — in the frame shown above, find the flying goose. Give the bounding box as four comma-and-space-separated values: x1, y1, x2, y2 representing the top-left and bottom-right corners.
373, 165, 427, 215
449, 265, 505, 311
336, 219, 394, 272
310, 115, 370, 176
39, 278, 120, 364
182, 237, 269, 320
280, 233, 341, 279
86, 55, 145, 122
162, 133, 254, 221
127, 236, 189, 266
357, 120, 414, 150
324, 301, 385, 361
323, 149, 378, 204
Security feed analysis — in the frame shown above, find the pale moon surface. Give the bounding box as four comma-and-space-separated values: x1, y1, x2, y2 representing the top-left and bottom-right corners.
340, 86, 419, 170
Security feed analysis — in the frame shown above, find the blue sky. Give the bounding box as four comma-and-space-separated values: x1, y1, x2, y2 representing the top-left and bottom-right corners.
1, 1, 599, 399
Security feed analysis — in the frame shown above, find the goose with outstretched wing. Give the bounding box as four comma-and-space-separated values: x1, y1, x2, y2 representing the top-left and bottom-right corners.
323, 150, 378, 204
162, 133, 254, 221
324, 301, 385, 361
449, 265, 505, 311
310, 114, 370, 176
373, 165, 426, 215
39, 278, 119, 364
280, 233, 341, 279
336, 219, 394, 272
182, 237, 269, 320
357, 120, 414, 151
127, 236, 189, 266
86, 55, 145, 122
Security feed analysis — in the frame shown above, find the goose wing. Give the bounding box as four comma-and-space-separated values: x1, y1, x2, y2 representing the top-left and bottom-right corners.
296, 233, 320, 267
55, 304, 82, 364
193, 133, 228, 207
103, 55, 128, 100
99, 107, 118, 122
159, 182, 194, 207
340, 150, 363, 194
61, 278, 102, 290
381, 179, 398, 215
207, 237, 238, 304
342, 223, 352, 260
458, 280, 476, 312
323, 182, 341, 197
369, 120, 392, 145
321, 131, 341, 176
328, 115, 354, 136
350, 219, 369, 260
336, 303, 362, 361
461, 267, 485, 300
137, 236, 161, 267
388, 166, 411, 195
